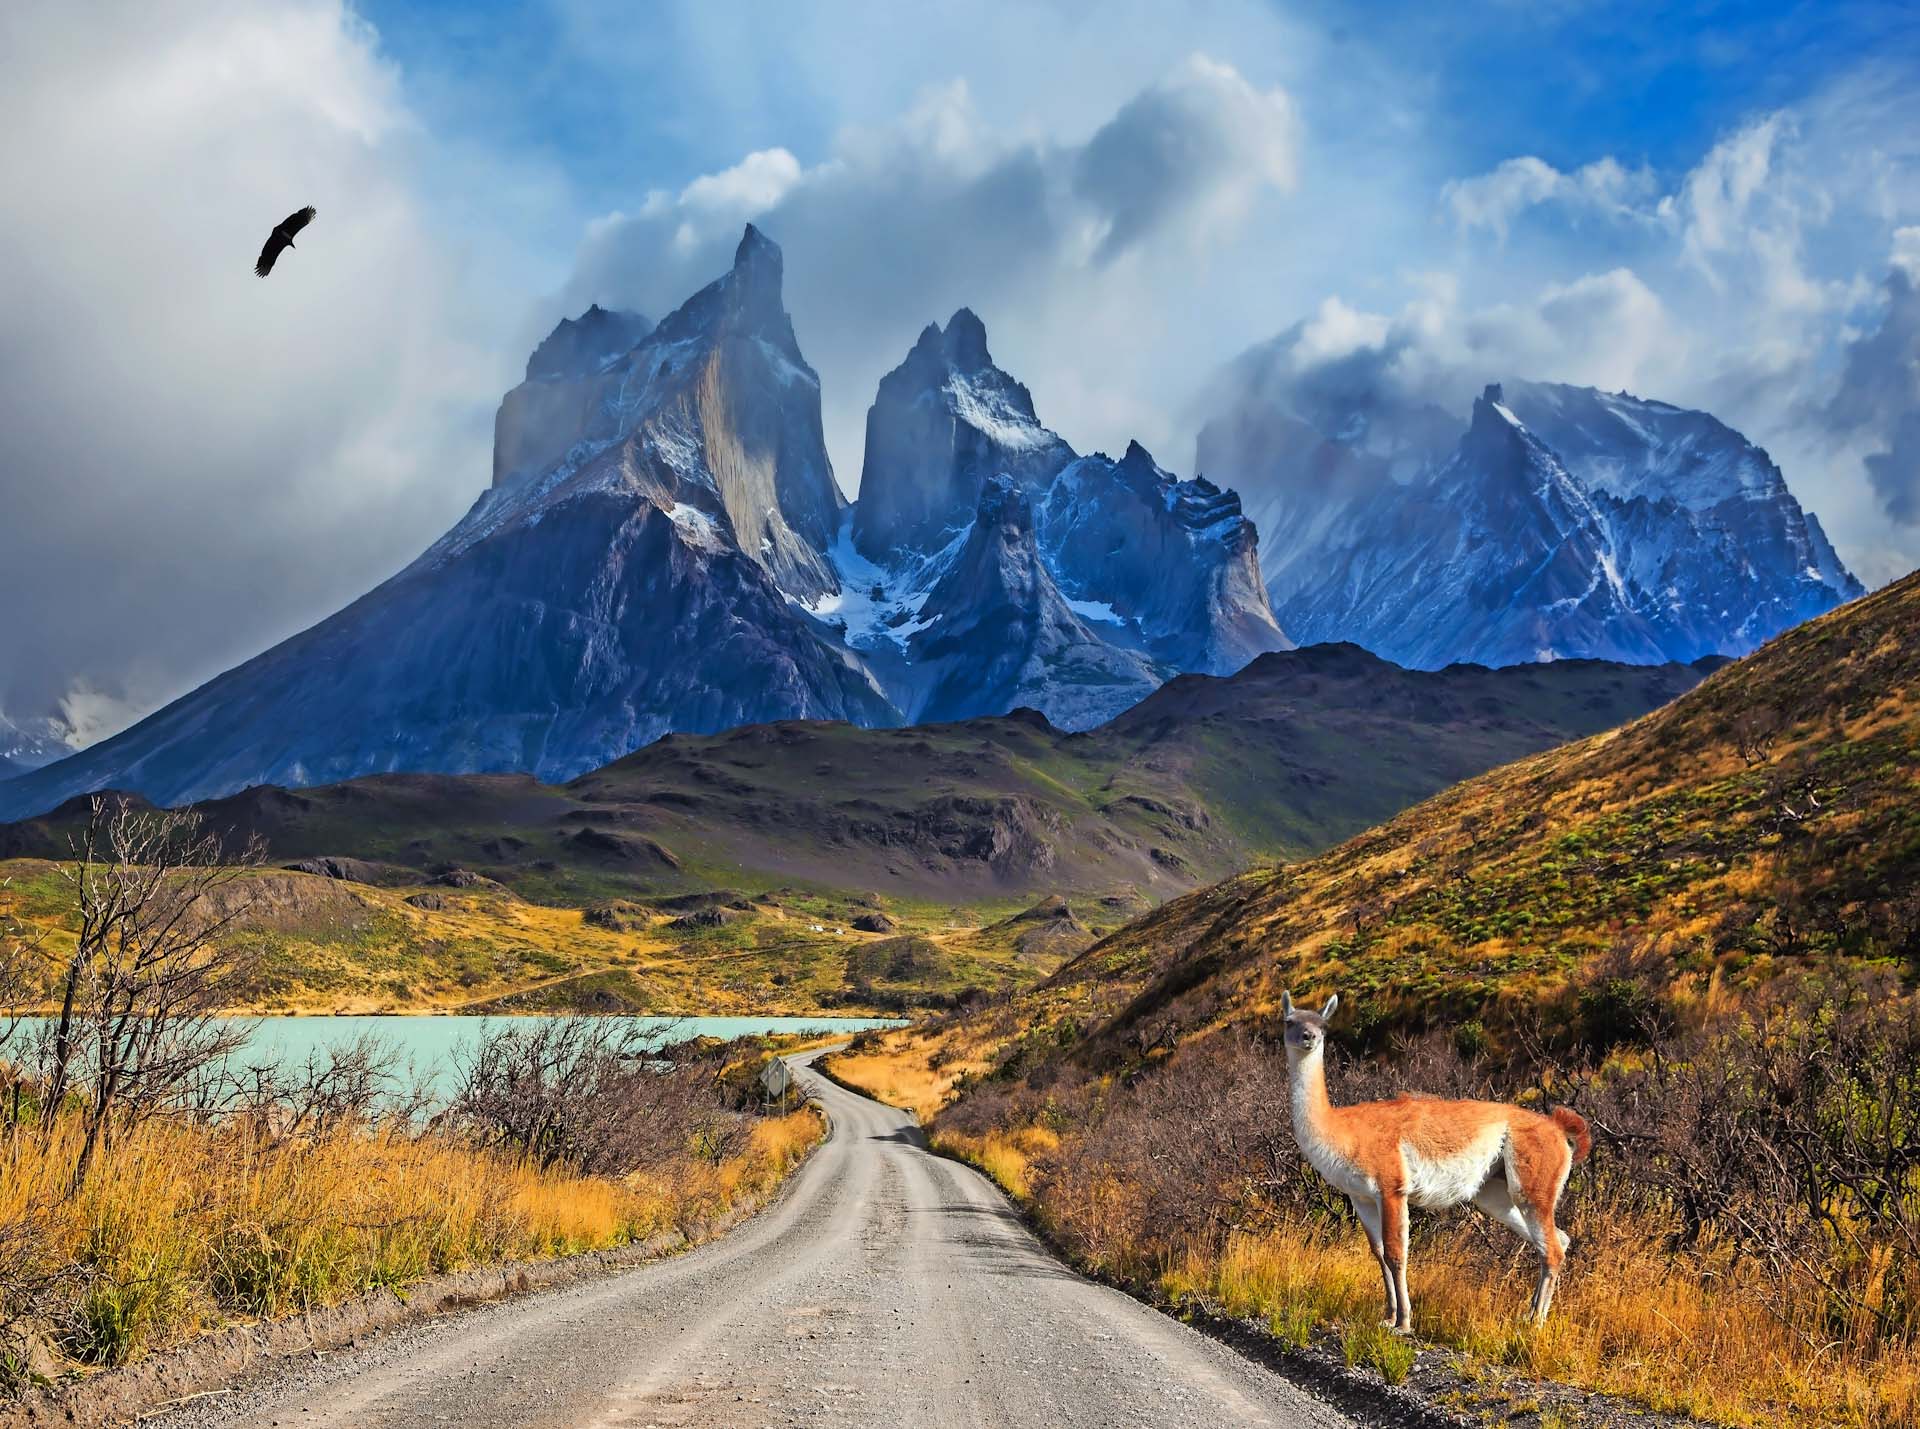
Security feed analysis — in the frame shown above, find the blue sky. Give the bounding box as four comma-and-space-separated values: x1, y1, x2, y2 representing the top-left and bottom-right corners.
350, 0, 1918, 236
1, 0, 1917, 744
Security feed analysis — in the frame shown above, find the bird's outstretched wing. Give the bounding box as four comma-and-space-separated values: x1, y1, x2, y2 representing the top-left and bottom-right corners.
255, 206, 316, 278
254, 232, 288, 277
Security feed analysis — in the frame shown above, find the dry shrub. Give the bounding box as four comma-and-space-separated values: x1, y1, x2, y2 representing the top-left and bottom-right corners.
449, 1019, 749, 1177
0, 1031, 823, 1382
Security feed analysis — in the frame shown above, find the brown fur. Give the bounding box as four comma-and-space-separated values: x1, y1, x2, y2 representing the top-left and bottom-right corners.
1551, 1105, 1592, 1162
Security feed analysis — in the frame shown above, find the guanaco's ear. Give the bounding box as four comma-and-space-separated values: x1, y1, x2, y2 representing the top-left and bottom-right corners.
1280, 990, 1295, 1017
1320, 993, 1340, 1021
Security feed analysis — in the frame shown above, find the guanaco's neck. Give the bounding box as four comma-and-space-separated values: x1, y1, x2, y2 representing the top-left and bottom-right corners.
1288, 1044, 1334, 1137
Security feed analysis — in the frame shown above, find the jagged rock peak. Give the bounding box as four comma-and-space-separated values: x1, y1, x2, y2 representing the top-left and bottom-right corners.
943, 307, 992, 371
732, 223, 783, 301
976, 471, 1033, 531
901, 307, 997, 378
852, 306, 1073, 559
525, 304, 653, 382
647, 224, 802, 358
1462, 383, 1540, 465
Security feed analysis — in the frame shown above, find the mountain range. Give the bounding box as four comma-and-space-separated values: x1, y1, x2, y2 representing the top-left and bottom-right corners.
1196, 364, 1862, 668
0, 225, 1860, 820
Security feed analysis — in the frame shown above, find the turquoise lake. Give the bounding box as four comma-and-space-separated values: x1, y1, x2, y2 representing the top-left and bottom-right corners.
28, 1015, 908, 1101
226, 1014, 906, 1083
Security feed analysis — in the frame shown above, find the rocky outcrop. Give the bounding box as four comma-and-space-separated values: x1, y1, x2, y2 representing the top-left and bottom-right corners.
905, 477, 1164, 730
494, 305, 654, 487
1037, 441, 1289, 675
851, 309, 1073, 560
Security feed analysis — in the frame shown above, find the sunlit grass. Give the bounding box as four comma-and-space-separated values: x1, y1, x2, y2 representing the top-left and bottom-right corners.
1, 1106, 823, 1372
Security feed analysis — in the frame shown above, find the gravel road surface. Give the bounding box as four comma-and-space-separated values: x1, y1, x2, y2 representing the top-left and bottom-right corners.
153, 1049, 1354, 1428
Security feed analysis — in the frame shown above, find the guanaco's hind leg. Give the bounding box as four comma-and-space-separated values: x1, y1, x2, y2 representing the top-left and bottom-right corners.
1505, 1130, 1572, 1325
1380, 1189, 1413, 1332
1350, 1193, 1398, 1328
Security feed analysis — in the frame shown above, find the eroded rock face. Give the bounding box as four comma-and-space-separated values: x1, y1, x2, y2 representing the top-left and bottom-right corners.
905, 476, 1164, 730
494, 305, 654, 487
852, 309, 1074, 561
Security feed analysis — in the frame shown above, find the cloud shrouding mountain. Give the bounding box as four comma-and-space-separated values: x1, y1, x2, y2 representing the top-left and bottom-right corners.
563, 55, 1303, 501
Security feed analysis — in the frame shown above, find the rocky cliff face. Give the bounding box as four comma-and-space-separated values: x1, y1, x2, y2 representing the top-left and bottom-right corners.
904, 476, 1164, 729
851, 309, 1074, 561
824, 313, 1289, 722
0, 229, 894, 818
493, 305, 653, 488
1037, 442, 1290, 675
1198, 372, 1863, 669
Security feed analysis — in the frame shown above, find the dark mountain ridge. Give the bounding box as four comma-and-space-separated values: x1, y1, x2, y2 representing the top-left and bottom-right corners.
1, 645, 1714, 903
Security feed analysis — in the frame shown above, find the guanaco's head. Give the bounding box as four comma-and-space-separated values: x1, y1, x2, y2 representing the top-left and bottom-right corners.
1279, 990, 1340, 1059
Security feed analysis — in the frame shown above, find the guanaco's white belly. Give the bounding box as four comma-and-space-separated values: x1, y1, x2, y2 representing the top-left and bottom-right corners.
1400, 1124, 1508, 1209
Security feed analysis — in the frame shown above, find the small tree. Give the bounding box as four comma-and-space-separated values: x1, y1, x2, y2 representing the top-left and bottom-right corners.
1732, 705, 1783, 766
39, 796, 263, 1190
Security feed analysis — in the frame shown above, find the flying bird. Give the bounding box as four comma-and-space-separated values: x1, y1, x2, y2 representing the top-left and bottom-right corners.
254, 206, 316, 277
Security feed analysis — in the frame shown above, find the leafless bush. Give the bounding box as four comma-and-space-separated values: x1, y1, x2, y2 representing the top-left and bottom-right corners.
35, 797, 264, 1189
1582, 976, 1920, 1341
449, 1019, 747, 1176
225, 1033, 428, 1143
1732, 705, 1783, 766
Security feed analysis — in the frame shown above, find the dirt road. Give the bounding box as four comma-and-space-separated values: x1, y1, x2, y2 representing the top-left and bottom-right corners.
155, 1049, 1354, 1428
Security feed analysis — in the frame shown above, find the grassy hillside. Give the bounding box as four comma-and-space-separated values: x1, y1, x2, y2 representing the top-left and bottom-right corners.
829, 571, 1920, 1426
994, 570, 1914, 1061
0, 855, 1097, 1015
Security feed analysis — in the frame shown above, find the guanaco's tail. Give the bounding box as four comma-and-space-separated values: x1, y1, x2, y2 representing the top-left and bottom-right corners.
1551, 1106, 1592, 1164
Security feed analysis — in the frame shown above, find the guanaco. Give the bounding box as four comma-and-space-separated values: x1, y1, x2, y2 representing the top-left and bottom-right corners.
1280, 991, 1591, 1330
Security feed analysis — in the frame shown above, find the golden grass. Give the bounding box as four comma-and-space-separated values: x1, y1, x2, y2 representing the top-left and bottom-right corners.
937, 1119, 1920, 1429
932, 1126, 1058, 1200
823, 1027, 989, 1122
1, 1106, 823, 1372
1155, 1222, 1920, 1428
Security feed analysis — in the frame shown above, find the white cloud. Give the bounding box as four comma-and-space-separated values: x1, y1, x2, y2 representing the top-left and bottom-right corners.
657, 148, 808, 221
1073, 54, 1301, 261
1441, 155, 1657, 241
0, 0, 515, 731
1824, 227, 1920, 525
1209, 265, 1682, 449
566, 54, 1305, 489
